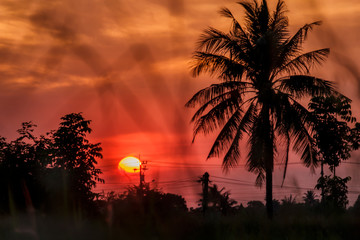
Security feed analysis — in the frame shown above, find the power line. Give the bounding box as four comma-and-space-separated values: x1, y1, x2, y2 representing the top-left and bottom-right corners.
97, 176, 360, 189
211, 175, 254, 184
98, 160, 360, 170
162, 184, 199, 190
154, 179, 197, 184
213, 180, 255, 187
344, 162, 360, 165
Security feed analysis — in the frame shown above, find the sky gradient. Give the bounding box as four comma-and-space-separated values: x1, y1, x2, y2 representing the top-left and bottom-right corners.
0, 0, 359, 207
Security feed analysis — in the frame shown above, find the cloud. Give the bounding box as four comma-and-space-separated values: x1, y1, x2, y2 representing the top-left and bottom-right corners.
0, 0, 359, 155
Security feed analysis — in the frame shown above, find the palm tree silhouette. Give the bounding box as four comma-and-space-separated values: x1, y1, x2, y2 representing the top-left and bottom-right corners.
208, 184, 237, 215
186, 0, 335, 218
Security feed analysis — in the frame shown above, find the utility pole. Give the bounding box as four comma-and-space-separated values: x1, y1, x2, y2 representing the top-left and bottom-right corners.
199, 172, 210, 215
139, 158, 147, 191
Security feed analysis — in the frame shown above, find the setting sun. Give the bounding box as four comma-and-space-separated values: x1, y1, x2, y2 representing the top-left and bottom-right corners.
118, 156, 141, 173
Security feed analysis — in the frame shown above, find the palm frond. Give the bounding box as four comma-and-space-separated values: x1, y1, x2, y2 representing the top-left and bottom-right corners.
207, 110, 243, 159
185, 81, 247, 108
197, 27, 251, 66
270, 0, 288, 38
288, 100, 318, 169
277, 75, 334, 98
197, 27, 234, 54
281, 133, 290, 186
190, 90, 241, 123
192, 93, 241, 141
247, 107, 275, 183
271, 92, 292, 185
191, 52, 246, 80
255, 169, 265, 187
293, 21, 321, 42
219, 7, 253, 49
275, 21, 322, 70
258, 0, 270, 34
272, 93, 317, 179
238, 0, 259, 30
276, 48, 329, 76
239, 0, 269, 42
219, 7, 234, 19
221, 103, 256, 171
283, 21, 321, 53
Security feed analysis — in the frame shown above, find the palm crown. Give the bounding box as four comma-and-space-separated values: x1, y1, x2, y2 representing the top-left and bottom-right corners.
186, 0, 336, 217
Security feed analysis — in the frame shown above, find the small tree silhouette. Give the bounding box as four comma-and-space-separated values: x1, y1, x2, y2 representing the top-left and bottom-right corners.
303, 190, 319, 207
0, 122, 48, 212
315, 175, 351, 209
208, 184, 237, 215
50, 113, 104, 213
309, 94, 358, 175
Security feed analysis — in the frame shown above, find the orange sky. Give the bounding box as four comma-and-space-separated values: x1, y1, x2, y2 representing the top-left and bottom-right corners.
0, 0, 359, 207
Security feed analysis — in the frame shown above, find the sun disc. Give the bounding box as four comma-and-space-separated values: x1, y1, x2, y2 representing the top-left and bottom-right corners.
118, 156, 141, 173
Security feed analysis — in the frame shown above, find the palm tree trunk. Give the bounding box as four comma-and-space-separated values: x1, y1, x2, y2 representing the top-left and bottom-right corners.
320, 159, 324, 203
265, 164, 273, 219
263, 106, 274, 219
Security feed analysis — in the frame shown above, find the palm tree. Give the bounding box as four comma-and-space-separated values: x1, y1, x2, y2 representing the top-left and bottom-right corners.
208, 184, 237, 215
186, 0, 335, 218
303, 190, 319, 207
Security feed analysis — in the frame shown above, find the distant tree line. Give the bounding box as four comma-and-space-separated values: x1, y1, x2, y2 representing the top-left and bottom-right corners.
196, 172, 360, 217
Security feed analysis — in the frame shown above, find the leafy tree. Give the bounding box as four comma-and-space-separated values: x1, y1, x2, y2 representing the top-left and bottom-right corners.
315, 175, 351, 209
0, 113, 103, 215
309, 94, 358, 175
49, 113, 104, 212
0, 122, 48, 212
186, 0, 335, 218
309, 94, 357, 205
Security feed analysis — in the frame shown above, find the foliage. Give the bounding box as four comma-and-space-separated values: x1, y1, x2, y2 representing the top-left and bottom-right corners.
351, 123, 360, 150
281, 194, 297, 206
0, 122, 49, 212
315, 175, 351, 209
303, 190, 319, 207
309, 94, 359, 172
247, 200, 265, 209
0, 113, 103, 214
349, 195, 360, 214
186, 0, 335, 218
207, 184, 237, 215
50, 113, 104, 211
105, 184, 188, 230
